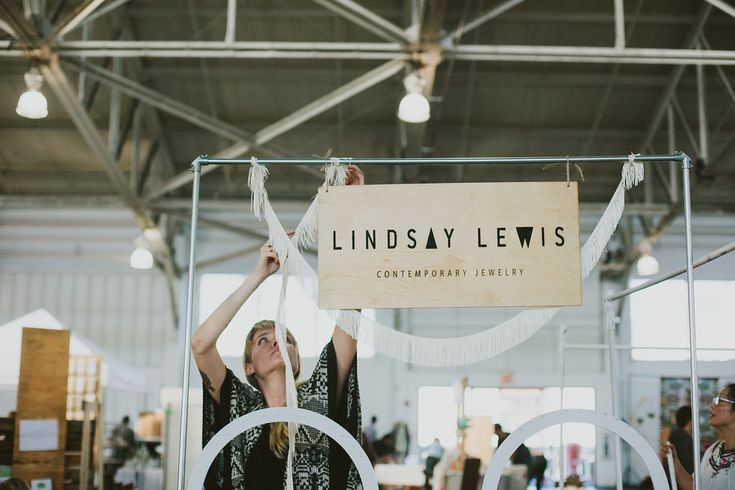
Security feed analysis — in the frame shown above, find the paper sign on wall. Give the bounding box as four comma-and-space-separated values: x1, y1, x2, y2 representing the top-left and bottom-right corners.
18, 419, 58, 452
318, 182, 581, 309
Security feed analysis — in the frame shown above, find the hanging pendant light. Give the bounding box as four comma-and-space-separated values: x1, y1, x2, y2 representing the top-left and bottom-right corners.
398, 72, 430, 123
130, 235, 154, 270
636, 241, 659, 276
16, 68, 48, 119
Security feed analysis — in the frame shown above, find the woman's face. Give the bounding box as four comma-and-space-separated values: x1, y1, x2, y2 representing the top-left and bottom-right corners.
245, 329, 299, 380
709, 388, 735, 429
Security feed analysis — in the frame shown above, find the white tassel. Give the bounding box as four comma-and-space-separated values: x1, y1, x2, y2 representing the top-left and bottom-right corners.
324, 157, 347, 187
622, 152, 644, 190
253, 160, 637, 367
248, 157, 269, 221
292, 197, 319, 250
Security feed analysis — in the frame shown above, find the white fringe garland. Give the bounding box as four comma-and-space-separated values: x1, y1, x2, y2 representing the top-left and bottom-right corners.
248, 157, 299, 489
275, 264, 297, 490
293, 198, 319, 251
262, 156, 644, 367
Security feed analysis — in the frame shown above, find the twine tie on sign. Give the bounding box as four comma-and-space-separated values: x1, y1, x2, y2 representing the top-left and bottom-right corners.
543, 156, 584, 187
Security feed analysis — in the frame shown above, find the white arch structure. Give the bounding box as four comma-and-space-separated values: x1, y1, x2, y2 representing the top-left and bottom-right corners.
482, 409, 670, 490
187, 407, 379, 489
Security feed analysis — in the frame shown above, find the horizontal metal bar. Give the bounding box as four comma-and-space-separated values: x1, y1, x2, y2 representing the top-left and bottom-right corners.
54, 50, 406, 60
447, 45, 735, 65
57, 39, 404, 50
607, 239, 735, 301
196, 153, 687, 167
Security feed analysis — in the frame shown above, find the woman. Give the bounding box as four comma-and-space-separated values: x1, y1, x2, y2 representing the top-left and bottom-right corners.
192, 164, 364, 489
662, 383, 735, 490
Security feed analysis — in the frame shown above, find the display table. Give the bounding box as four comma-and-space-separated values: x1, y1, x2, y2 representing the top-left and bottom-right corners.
374, 463, 425, 488
113, 463, 163, 489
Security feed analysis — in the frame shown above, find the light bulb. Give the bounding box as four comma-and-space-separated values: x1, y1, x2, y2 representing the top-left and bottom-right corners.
16, 89, 48, 119
130, 246, 154, 270
398, 92, 430, 123
636, 253, 659, 276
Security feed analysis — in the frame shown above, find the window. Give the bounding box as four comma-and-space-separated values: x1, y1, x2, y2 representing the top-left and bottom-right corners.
417, 386, 595, 449
630, 279, 735, 361
198, 273, 375, 358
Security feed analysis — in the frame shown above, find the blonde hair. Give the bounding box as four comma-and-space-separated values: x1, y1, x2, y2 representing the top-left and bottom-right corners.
243, 320, 301, 459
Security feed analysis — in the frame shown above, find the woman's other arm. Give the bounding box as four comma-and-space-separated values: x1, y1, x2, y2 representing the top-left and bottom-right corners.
332, 164, 363, 404
661, 442, 694, 490
191, 240, 282, 403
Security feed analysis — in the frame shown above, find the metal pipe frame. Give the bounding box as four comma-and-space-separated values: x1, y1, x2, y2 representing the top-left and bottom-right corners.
175, 152, 691, 490
194, 153, 688, 166
681, 156, 702, 490
607, 239, 735, 301
177, 159, 201, 490
603, 155, 702, 490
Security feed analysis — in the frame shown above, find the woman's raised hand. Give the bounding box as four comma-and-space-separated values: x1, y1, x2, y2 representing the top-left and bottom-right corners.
345, 164, 364, 186
255, 240, 280, 279
254, 231, 294, 280
660, 442, 677, 461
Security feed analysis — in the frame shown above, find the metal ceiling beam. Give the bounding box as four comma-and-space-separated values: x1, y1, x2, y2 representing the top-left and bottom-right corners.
446, 44, 735, 65
608, 4, 712, 290
41, 57, 153, 227
0, 18, 16, 37
146, 58, 406, 199
696, 44, 709, 163
312, 0, 411, 44
0, 2, 40, 47
77, 0, 134, 30
614, 0, 625, 49
166, 210, 267, 241
445, 0, 526, 43
50, 0, 107, 41
188, 244, 262, 273
225, 0, 236, 43
63, 58, 283, 158
704, 0, 735, 20
56, 39, 403, 51
701, 36, 735, 114
639, 4, 711, 152
40, 57, 181, 328
1, 42, 733, 65
401, 0, 446, 158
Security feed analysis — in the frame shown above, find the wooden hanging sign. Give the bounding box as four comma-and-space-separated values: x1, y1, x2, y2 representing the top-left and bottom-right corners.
318, 181, 582, 309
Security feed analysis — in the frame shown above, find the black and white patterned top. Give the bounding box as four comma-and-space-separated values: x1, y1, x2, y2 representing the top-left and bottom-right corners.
202, 340, 362, 489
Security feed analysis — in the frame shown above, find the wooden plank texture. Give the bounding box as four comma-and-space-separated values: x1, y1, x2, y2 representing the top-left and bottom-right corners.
12, 328, 70, 488
318, 182, 581, 309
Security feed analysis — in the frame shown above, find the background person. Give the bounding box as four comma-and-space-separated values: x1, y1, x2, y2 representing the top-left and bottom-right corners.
662, 383, 735, 490
669, 405, 696, 474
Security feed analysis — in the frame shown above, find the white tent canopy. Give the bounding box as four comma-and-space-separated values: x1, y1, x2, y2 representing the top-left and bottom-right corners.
0, 309, 147, 392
